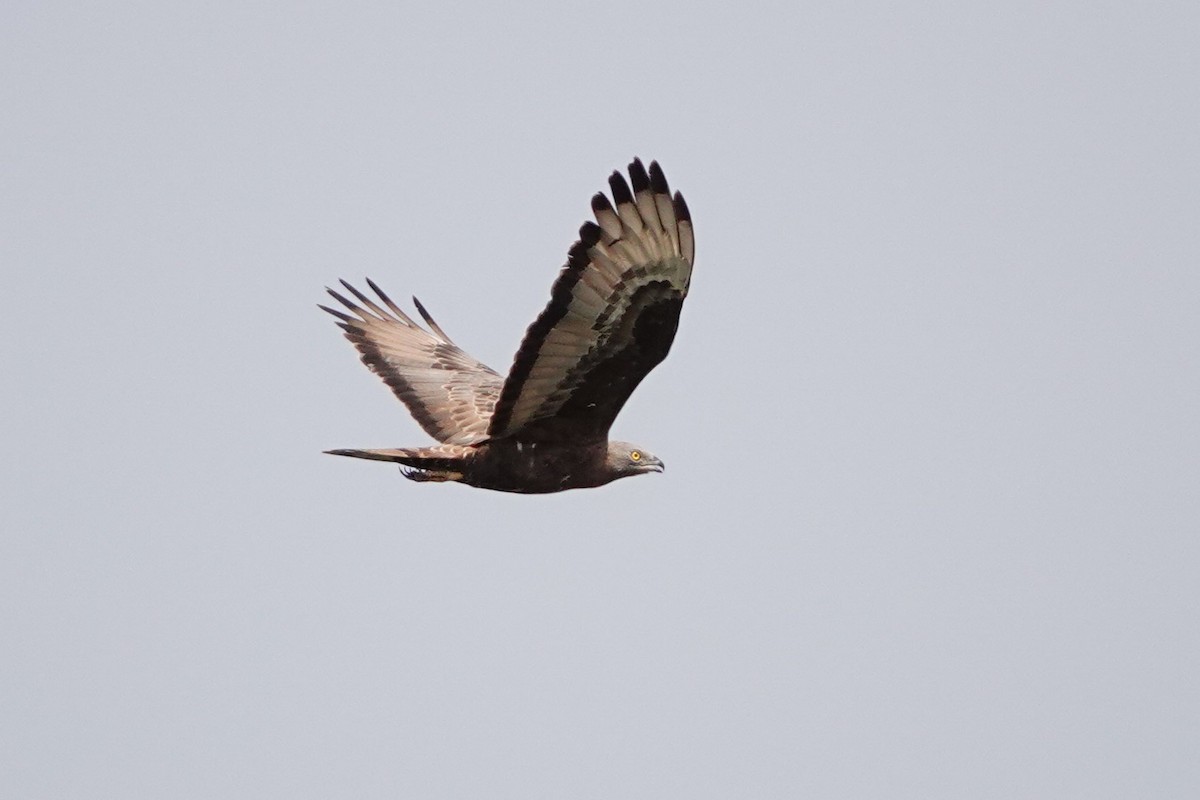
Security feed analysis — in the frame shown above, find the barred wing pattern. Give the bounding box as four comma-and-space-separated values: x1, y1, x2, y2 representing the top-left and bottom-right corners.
321, 279, 501, 445
487, 159, 694, 443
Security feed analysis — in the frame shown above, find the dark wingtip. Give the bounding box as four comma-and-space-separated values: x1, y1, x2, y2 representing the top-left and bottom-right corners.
673, 191, 691, 223
648, 161, 669, 195
318, 303, 352, 322
338, 279, 376, 307
591, 191, 614, 214
628, 158, 650, 193
364, 277, 390, 301
325, 286, 357, 310
608, 170, 633, 206
411, 295, 435, 327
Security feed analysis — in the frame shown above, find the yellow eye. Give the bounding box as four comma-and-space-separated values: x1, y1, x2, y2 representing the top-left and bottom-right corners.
630, 450, 641, 461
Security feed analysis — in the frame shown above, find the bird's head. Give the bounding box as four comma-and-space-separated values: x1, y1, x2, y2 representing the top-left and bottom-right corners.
605, 441, 665, 481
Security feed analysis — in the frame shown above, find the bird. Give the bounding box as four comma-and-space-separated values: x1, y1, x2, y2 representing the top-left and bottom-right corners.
320, 158, 694, 493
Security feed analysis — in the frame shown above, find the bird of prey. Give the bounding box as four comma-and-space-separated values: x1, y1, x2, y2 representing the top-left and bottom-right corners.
321, 158, 694, 493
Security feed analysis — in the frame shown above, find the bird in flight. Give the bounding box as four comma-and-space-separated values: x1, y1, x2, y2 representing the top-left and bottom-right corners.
321, 158, 694, 493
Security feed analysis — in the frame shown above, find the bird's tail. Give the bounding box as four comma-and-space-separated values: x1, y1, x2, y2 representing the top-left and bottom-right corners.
324, 446, 468, 482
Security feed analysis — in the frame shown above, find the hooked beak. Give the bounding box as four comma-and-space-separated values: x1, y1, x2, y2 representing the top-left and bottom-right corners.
647, 457, 665, 473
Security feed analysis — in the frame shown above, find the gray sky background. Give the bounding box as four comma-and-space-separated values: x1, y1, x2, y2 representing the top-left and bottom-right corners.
3, 1, 1198, 797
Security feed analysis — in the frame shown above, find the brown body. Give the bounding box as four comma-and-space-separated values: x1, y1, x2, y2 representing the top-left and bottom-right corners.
462, 440, 616, 493
322, 159, 691, 492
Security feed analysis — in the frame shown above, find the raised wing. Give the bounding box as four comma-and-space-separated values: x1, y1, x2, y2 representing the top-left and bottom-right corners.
488, 159, 694, 443
321, 279, 501, 445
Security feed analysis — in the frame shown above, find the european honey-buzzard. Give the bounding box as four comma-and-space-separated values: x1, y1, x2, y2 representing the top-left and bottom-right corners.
321, 158, 694, 493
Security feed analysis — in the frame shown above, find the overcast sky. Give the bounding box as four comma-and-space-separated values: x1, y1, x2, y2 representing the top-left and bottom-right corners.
3, 2, 1198, 798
